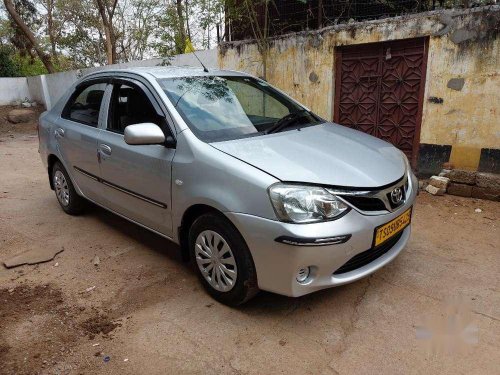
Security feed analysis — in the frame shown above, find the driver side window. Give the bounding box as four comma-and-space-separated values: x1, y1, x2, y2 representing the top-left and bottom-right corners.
108, 83, 163, 134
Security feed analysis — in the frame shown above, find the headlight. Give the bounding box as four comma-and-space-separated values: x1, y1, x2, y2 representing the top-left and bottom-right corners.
269, 184, 349, 223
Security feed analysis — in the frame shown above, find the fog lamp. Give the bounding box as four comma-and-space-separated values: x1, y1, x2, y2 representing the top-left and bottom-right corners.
296, 267, 311, 283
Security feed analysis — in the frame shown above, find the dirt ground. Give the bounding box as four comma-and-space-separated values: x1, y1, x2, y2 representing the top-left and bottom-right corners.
0, 119, 499, 375
0, 105, 44, 137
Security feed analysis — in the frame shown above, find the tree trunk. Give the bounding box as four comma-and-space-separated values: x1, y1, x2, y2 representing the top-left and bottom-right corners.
103, 24, 114, 64
3, 0, 55, 73
95, 0, 118, 64
185, 0, 191, 41
176, 0, 186, 54
262, 0, 269, 80
46, 0, 58, 63
318, 0, 323, 29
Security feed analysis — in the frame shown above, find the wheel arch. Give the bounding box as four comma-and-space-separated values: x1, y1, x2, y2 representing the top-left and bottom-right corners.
47, 154, 61, 190
178, 204, 229, 262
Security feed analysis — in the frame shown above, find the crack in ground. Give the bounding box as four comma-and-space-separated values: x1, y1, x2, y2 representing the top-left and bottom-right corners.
326, 276, 372, 374
335, 276, 372, 356
377, 275, 500, 323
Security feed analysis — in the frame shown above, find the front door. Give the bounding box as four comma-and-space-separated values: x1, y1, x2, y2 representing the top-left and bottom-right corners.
334, 38, 428, 167
56, 81, 107, 202
97, 79, 176, 236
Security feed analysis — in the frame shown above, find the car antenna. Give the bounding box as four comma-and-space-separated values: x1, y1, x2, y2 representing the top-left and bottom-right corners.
191, 49, 209, 73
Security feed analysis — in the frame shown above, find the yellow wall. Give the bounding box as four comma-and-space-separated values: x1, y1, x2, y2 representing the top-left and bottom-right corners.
219, 7, 500, 170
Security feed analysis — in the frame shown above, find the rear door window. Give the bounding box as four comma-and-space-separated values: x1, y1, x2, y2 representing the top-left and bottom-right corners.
63, 83, 107, 127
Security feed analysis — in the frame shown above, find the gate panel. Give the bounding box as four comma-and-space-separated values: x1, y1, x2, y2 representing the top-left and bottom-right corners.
334, 38, 428, 167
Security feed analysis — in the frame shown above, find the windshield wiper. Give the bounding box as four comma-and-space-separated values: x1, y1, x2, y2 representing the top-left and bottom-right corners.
264, 109, 310, 135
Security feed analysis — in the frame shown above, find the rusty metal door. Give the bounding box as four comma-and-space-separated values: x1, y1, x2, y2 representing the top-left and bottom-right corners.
334, 38, 428, 167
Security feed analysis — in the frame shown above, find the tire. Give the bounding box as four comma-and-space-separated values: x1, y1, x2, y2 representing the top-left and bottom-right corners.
51, 161, 85, 215
189, 213, 259, 306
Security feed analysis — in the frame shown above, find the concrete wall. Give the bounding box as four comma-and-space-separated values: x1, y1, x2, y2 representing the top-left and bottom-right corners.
27, 49, 218, 110
0, 77, 31, 105
219, 6, 500, 174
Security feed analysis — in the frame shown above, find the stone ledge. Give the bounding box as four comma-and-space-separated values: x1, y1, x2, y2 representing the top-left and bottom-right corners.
448, 170, 477, 185
447, 183, 473, 197
471, 186, 500, 202
476, 173, 500, 189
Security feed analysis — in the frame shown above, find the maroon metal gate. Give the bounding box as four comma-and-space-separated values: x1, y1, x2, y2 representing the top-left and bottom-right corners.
334, 38, 428, 167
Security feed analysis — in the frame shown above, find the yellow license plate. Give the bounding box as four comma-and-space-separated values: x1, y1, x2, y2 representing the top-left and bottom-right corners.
373, 208, 412, 247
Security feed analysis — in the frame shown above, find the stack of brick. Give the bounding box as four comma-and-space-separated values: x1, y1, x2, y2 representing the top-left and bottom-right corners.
425, 176, 450, 196
446, 170, 500, 201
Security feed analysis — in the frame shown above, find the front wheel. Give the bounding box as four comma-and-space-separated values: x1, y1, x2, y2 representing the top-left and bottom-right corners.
189, 213, 259, 306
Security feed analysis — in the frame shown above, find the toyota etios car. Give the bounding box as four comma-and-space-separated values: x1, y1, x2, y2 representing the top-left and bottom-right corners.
39, 67, 417, 305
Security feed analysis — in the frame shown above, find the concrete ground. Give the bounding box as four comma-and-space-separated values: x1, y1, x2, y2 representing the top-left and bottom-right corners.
0, 126, 499, 374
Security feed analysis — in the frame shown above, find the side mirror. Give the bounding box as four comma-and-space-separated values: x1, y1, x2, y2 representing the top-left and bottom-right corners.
124, 123, 165, 145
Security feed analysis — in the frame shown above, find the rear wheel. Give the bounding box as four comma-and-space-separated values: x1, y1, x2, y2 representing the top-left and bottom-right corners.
189, 213, 259, 306
52, 161, 85, 215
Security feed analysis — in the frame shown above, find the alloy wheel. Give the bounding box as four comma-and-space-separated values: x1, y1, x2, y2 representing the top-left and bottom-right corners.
195, 230, 238, 292
54, 170, 70, 206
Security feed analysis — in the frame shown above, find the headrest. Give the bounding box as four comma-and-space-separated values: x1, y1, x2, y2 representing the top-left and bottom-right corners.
86, 90, 104, 105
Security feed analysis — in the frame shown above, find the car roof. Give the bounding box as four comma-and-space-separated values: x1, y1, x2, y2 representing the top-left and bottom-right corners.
83, 66, 249, 80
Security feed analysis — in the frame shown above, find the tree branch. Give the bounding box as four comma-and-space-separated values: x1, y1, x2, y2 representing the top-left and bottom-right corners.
3, 0, 55, 73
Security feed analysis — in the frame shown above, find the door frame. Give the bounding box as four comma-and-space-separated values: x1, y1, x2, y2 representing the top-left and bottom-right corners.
333, 37, 429, 169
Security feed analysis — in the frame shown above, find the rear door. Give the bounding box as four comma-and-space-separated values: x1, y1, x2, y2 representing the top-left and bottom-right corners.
55, 80, 108, 202
97, 78, 176, 236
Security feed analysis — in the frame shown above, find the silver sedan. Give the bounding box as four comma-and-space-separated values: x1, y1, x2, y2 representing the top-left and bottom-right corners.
38, 67, 417, 305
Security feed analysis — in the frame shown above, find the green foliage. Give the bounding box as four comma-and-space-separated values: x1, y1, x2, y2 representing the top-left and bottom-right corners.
0, 47, 21, 77
8, 0, 42, 58
12, 54, 49, 76
154, 3, 185, 59
1, 0, 226, 69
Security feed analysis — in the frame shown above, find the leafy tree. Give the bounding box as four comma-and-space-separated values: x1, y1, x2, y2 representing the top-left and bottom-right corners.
3, 0, 55, 72
0, 45, 20, 76
226, 0, 273, 79
1, 0, 226, 69
115, 0, 162, 61
12, 52, 48, 75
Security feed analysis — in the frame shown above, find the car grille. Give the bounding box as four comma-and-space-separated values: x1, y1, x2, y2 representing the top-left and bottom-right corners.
331, 175, 409, 213
333, 231, 403, 275
341, 196, 386, 211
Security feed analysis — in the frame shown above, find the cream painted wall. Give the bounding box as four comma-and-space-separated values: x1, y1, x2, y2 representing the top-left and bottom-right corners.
219, 6, 500, 169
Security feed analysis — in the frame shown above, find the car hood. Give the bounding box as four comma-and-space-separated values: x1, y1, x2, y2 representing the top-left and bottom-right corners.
211, 123, 406, 188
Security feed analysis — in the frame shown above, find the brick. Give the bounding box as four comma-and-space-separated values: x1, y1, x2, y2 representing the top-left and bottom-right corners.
442, 162, 455, 170
476, 173, 500, 189
471, 186, 500, 202
438, 169, 451, 177
418, 180, 428, 190
448, 169, 476, 185
425, 185, 445, 196
447, 183, 472, 197
429, 176, 450, 190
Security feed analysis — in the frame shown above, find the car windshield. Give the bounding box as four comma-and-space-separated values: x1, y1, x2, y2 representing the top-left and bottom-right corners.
158, 76, 322, 142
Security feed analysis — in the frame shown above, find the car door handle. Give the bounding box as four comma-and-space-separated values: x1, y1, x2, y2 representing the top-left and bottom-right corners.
99, 144, 112, 156
54, 128, 65, 138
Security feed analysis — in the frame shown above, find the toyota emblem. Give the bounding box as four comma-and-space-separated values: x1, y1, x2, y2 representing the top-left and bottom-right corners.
390, 187, 403, 205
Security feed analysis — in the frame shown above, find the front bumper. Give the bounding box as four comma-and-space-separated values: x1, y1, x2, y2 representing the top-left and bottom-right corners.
226, 172, 417, 297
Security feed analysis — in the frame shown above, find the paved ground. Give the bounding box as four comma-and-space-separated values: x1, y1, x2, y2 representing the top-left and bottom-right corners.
0, 125, 499, 374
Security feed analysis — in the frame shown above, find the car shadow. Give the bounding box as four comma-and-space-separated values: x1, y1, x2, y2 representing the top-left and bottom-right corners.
81, 201, 371, 314
83, 201, 187, 266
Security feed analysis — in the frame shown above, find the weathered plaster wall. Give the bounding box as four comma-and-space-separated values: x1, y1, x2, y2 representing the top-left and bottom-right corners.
421, 10, 499, 170
219, 6, 500, 172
